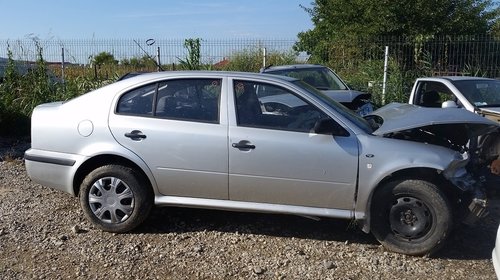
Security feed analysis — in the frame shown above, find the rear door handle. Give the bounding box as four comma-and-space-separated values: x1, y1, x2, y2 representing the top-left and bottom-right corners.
124, 130, 147, 141
232, 141, 255, 150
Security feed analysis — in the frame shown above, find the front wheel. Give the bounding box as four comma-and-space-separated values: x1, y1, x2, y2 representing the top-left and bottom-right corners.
371, 179, 452, 256
79, 165, 153, 233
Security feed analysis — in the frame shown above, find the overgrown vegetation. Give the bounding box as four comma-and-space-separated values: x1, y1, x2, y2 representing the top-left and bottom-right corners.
178, 38, 202, 70
220, 47, 297, 72
0, 39, 299, 136
1, 34, 499, 137
0, 42, 58, 136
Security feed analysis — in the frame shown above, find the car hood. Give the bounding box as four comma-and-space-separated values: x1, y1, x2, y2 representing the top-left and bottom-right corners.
366, 103, 500, 173
322, 89, 370, 103
369, 103, 498, 136
477, 107, 500, 123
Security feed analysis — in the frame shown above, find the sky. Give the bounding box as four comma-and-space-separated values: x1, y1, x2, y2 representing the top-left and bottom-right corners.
0, 0, 313, 39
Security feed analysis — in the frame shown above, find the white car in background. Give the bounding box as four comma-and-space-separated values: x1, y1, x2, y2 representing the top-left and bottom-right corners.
493, 225, 500, 278
409, 76, 500, 123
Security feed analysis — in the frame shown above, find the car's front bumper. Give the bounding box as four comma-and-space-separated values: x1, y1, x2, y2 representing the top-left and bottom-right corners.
24, 149, 87, 196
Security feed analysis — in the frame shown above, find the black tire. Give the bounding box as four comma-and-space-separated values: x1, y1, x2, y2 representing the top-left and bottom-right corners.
371, 179, 452, 256
79, 165, 153, 233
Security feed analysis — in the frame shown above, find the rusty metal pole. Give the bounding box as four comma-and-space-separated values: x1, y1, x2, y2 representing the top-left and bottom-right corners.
262, 47, 267, 69
157, 47, 161, 72
61, 47, 65, 83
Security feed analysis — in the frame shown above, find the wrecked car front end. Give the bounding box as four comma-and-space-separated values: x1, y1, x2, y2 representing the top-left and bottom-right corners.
367, 103, 499, 226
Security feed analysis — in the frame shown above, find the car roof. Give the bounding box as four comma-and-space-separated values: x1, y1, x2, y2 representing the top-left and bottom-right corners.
117, 70, 300, 83
262, 64, 326, 72
428, 76, 496, 82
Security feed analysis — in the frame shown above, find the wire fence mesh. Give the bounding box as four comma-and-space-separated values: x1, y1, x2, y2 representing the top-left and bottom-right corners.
0, 36, 499, 78
0, 38, 297, 65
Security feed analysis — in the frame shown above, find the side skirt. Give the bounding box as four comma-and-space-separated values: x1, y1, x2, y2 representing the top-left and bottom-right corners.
155, 196, 354, 220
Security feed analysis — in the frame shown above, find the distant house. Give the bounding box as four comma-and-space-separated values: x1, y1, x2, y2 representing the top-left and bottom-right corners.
213, 58, 230, 69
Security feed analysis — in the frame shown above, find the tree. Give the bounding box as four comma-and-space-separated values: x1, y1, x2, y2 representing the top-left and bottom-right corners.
493, 20, 500, 37
92, 52, 118, 66
295, 0, 499, 57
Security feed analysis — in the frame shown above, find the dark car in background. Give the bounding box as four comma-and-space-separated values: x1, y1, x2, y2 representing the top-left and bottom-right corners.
0, 57, 61, 83
261, 64, 373, 116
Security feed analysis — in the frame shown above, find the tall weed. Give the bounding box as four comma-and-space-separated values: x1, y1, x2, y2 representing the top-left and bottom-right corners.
222, 47, 297, 72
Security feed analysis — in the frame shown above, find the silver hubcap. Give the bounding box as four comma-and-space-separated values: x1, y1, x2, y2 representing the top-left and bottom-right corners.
88, 177, 134, 224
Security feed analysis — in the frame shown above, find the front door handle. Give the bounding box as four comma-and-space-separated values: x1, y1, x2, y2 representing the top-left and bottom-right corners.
124, 130, 147, 141
232, 140, 255, 150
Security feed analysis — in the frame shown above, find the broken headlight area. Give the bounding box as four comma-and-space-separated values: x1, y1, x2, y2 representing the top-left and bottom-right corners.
441, 154, 489, 225
447, 169, 489, 225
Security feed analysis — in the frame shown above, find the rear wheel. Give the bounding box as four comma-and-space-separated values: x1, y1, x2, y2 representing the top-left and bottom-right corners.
79, 165, 153, 233
371, 179, 452, 256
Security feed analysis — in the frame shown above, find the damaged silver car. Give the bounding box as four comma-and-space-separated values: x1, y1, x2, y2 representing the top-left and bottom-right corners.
24, 71, 500, 256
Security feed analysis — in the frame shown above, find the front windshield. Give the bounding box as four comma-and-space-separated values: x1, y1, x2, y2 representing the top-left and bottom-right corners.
292, 80, 373, 133
452, 79, 500, 107
270, 67, 348, 91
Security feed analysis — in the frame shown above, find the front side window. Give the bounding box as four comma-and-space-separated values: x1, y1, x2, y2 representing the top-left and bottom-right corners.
234, 80, 330, 133
415, 81, 454, 108
117, 78, 221, 123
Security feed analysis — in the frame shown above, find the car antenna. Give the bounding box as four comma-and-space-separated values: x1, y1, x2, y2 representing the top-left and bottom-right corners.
133, 39, 164, 72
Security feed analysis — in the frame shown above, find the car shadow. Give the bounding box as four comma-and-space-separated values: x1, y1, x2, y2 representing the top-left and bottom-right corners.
135, 202, 500, 261
434, 200, 500, 260
140, 206, 379, 246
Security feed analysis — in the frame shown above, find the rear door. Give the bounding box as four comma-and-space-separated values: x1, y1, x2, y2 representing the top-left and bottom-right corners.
109, 77, 229, 199
228, 79, 359, 209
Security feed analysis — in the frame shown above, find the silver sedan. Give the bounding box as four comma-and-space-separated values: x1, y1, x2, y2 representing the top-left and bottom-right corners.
25, 71, 499, 256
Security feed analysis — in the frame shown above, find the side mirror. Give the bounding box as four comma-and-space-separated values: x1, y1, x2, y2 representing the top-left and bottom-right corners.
313, 118, 350, 136
442, 100, 459, 108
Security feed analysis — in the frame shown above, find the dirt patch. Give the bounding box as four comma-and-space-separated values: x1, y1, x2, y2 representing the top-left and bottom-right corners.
0, 161, 498, 279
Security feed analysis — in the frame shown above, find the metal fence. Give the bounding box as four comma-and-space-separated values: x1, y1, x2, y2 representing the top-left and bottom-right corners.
321, 35, 500, 77
1, 36, 499, 78
0, 38, 296, 65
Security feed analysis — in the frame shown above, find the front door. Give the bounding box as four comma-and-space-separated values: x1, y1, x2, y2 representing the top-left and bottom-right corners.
228, 79, 358, 209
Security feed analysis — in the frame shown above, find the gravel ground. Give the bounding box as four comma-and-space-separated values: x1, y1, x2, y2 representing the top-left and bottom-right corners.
0, 141, 499, 279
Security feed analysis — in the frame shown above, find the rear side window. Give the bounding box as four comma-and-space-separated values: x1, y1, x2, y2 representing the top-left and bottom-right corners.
155, 79, 221, 123
117, 83, 156, 116
116, 78, 221, 123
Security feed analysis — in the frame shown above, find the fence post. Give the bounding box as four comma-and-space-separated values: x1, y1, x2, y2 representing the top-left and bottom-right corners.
262, 47, 267, 69
157, 46, 161, 72
382, 46, 389, 105
61, 47, 65, 83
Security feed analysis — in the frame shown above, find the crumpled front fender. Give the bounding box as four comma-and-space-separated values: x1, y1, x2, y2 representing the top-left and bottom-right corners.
442, 152, 489, 225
